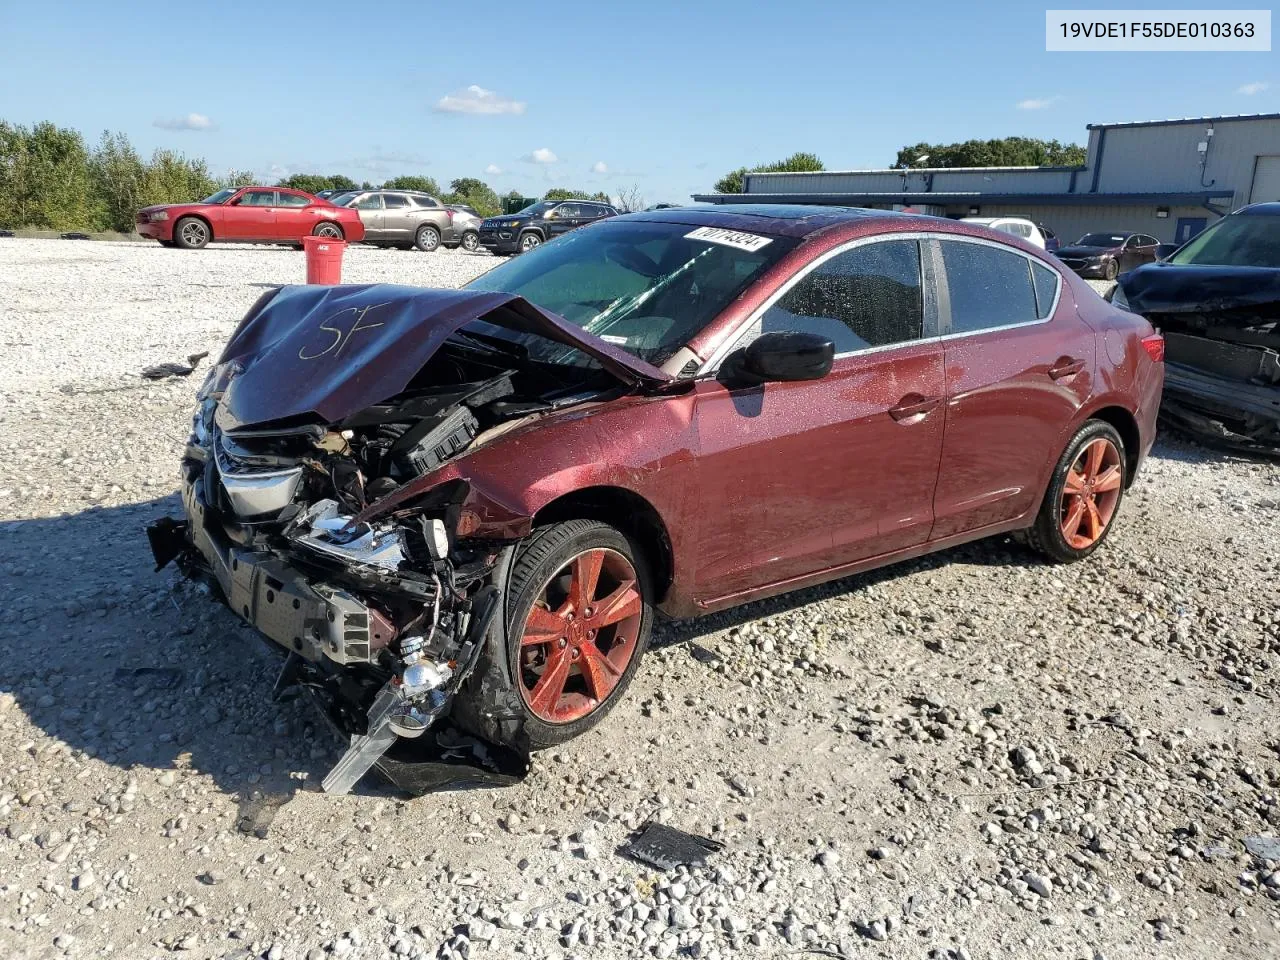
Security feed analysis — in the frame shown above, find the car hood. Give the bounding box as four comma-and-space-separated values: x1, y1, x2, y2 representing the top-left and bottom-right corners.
1057, 245, 1118, 258
1118, 262, 1280, 315
210, 284, 671, 429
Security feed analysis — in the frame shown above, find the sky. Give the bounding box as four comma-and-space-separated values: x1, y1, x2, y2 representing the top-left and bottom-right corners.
0, 0, 1273, 204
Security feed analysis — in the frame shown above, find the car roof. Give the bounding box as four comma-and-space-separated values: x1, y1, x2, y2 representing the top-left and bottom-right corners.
1236, 202, 1280, 216
620, 204, 896, 239
963, 216, 1033, 225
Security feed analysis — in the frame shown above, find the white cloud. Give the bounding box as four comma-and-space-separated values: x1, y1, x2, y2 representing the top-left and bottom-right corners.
524, 147, 558, 164
153, 112, 214, 131
1238, 81, 1270, 95
592, 160, 608, 174
434, 85, 526, 115
1015, 97, 1059, 111
484, 163, 503, 175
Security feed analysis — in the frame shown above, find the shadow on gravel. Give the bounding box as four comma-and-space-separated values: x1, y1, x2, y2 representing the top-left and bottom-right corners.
0, 496, 1044, 811
652, 535, 1043, 650
0, 496, 390, 828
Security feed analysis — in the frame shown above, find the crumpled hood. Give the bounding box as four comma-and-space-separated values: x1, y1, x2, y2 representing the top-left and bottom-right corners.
211, 284, 670, 429
1057, 244, 1117, 258
1118, 262, 1280, 316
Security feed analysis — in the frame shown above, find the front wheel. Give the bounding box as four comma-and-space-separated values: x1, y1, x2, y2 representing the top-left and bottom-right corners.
504, 520, 652, 749
1027, 420, 1126, 563
1104, 258, 1119, 281
414, 224, 441, 252
517, 231, 542, 254
312, 222, 344, 240
173, 217, 210, 250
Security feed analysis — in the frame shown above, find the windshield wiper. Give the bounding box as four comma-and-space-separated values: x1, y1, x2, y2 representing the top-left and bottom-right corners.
450, 329, 529, 361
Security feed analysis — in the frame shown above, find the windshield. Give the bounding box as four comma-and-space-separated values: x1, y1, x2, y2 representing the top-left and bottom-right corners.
201, 188, 237, 205
465, 219, 797, 365
515, 201, 556, 217
329, 191, 358, 207
1169, 215, 1280, 267
1076, 233, 1127, 247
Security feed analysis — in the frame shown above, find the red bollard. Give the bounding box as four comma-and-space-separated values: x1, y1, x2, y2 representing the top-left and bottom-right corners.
302, 235, 346, 284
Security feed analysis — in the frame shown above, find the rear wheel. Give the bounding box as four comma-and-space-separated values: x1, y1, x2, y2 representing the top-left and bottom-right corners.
414, 224, 441, 252
1027, 420, 1126, 562
460, 231, 480, 252
173, 217, 210, 250
312, 222, 343, 240
504, 520, 652, 748
518, 231, 542, 254
1104, 258, 1119, 281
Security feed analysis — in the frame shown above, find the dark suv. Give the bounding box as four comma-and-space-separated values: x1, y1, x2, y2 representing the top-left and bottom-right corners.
478, 199, 618, 255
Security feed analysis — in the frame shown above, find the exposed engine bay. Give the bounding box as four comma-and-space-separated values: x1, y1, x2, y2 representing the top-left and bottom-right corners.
148, 284, 669, 795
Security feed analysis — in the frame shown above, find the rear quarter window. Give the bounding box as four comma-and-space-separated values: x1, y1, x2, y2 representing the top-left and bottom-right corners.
940, 240, 1040, 334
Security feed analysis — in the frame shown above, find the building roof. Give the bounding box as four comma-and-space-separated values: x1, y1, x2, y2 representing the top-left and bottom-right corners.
691, 190, 1235, 207
748, 164, 1084, 177
1087, 112, 1280, 130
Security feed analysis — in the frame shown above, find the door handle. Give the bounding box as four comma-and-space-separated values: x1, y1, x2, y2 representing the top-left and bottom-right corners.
1048, 357, 1085, 380
888, 394, 941, 422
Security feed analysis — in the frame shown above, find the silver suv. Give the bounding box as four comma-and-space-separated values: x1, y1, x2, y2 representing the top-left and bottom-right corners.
331, 190, 477, 252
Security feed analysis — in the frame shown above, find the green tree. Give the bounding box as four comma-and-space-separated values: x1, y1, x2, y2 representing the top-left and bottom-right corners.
0, 121, 95, 229
713, 151, 824, 194
139, 149, 218, 208
444, 177, 501, 216
89, 130, 146, 232
543, 188, 611, 202
221, 169, 257, 188
277, 173, 333, 195
381, 175, 440, 195
328, 174, 358, 191
893, 137, 1086, 168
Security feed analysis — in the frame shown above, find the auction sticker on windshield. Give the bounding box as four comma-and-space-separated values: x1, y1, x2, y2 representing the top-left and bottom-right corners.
685, 226, 773, 252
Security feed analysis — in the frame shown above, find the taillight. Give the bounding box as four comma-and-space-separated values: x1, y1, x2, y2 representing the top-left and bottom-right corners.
444, 209, 454, 223
1141, 332, 1165, 363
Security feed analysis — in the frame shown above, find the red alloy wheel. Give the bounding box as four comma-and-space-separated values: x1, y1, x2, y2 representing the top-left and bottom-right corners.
518, 548, 643, 724
1059, 437, 1123, 549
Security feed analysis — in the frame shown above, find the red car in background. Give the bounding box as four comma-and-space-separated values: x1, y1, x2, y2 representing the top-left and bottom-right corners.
136, 186, 366, 249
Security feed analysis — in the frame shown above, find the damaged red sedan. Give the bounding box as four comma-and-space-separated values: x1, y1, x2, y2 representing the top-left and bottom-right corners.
150, 206, 1164, 794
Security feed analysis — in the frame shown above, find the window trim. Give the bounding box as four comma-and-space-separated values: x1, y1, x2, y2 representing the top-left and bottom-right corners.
697, 232, 942, 375
932, 233, 1062, 340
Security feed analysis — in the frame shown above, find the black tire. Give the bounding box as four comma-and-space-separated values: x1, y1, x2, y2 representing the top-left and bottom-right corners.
1104, 258, 1119, 281
1027, 420, 1127, 563
503, 519, 653, 749
517, 230, 542, 254
460, 231, 480, 252
173, 216, 210, 250
414, 224, 441, 252
312, 222, 344, 240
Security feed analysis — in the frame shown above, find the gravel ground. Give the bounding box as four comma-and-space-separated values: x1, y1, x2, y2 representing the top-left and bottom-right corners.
1, 239, 1278, 960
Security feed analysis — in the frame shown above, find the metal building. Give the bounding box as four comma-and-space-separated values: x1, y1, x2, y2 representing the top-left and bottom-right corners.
692, 113, 1280, 244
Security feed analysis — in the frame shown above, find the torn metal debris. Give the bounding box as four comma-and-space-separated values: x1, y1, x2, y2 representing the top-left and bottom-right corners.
620, 822, 724, 871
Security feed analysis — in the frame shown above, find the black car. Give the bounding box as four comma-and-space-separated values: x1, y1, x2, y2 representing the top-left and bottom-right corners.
478, 199, 618, 255
1056, 232, 1161, 280
1113, 203, 1280, 454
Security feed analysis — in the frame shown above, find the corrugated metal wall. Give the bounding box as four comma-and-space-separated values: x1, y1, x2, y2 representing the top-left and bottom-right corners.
1095, 117, 1280, 207
745, 167, 1077, 195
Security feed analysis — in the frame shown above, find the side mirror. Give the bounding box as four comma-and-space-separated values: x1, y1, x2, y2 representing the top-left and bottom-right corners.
720, 331, 835, 387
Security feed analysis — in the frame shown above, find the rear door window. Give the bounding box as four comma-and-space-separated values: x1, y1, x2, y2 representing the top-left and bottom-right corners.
1030, 262, 1060, 319
757, 239, 924, 353
940, 240, 1040, 334
383, 194, 410, 209
276, 193, 310, 207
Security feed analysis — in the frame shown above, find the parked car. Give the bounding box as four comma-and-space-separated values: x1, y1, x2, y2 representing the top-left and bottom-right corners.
1039, 223, 1060, 253
330, 190, 468, 252
316, 189, 357, 201
960, 216, 1046, 249
135, 187, 365, 249
149, 206, 1163, 794
1056, 232, 1160, 280
478, 199, 618, 255
445, 205, 483, 251
1112, 202, 1280, 454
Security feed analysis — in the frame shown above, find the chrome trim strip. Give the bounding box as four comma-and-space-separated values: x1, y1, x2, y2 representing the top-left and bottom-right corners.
698, 230, 1063, 375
